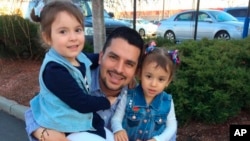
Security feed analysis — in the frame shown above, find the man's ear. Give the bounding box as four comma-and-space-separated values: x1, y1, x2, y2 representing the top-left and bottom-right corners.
98, 51, 103, 64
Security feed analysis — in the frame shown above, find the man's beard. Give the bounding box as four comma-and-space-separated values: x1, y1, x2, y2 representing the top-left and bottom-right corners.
101, 76, 124, 92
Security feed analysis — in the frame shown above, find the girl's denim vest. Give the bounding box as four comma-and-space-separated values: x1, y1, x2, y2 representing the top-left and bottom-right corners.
30, 48, 94, 132
122, 85, 172, 141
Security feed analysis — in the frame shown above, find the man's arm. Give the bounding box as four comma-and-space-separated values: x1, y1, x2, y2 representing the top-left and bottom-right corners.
24, 109, 68, 141
25, 109, 40, 141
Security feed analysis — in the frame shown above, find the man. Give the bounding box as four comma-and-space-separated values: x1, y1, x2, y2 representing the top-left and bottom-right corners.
25, 26, 145, 141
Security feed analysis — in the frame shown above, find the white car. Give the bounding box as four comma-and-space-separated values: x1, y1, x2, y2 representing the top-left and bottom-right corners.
156, 9, 249, 42
119, 18, 158, 37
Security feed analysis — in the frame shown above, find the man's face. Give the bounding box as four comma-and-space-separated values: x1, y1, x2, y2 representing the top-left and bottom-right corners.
98, 38, 140, 95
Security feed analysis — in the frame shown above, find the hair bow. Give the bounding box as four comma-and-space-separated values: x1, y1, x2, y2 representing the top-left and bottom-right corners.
145, 41, 156, 54
168, 50, 180, 64
34, 1, 45, 17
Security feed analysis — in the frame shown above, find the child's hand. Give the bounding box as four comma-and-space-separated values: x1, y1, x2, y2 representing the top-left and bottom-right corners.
33, 128, 69, 141
107, 96, 117, 105
114, 130, 129, 141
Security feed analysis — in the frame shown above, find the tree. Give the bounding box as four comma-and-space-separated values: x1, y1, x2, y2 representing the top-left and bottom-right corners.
92, 0, 105, 53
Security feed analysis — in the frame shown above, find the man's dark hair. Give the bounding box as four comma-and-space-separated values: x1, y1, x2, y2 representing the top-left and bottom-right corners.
102, 26, 144, 66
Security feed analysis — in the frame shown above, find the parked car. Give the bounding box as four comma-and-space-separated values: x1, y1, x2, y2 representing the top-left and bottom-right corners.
156, 9, 247, 42
223, 7, 250, 22
25, 0, 129, 45
119, 18, 158, 37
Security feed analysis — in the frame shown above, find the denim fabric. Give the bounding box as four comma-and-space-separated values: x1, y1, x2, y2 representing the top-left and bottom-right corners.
122, 84, 172, 141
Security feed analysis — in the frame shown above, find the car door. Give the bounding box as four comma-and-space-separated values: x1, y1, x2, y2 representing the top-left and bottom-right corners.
191, 12, 215, 40
173, 12, 193, 40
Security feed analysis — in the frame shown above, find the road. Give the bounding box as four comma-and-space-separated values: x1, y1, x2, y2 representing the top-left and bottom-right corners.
0, 110, 29, 141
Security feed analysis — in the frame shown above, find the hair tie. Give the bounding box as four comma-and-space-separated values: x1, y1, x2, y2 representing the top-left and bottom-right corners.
34, 1, 45, 17
168, 50, 180, 64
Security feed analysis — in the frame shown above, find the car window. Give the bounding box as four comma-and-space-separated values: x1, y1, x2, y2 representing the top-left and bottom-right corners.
175, 12, 193, 21
78, 2, 89, 16
209, 11, 238, 22
77, 1, 110, 18
227, 9, 248, 17
198, 12, 210, 21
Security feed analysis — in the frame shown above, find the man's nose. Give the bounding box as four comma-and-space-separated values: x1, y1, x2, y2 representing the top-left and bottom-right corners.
115, 61, 124, 73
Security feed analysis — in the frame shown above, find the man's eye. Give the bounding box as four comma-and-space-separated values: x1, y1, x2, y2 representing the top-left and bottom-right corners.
126, 63, 134, 68
109, 55, 116, 59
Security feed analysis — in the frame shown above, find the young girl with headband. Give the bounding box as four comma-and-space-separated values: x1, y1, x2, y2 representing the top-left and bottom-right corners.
111, 46, 179, 141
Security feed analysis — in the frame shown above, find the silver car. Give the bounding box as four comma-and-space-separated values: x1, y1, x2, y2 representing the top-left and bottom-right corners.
119, 18, 158, 37
156, 9, 249, 41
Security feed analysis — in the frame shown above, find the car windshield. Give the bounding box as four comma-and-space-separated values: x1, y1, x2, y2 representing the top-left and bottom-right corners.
77, 1, 110, 18
209, 11, 238, 22
137, 19, 150, 24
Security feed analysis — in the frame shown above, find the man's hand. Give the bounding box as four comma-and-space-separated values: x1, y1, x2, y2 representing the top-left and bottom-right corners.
147, 139, 156, 141
33, 127, 69, 141
114, 130, 128, 141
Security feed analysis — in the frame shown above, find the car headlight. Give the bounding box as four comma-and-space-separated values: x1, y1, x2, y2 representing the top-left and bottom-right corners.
85, 27, 94, 36
235, 26, 243, 32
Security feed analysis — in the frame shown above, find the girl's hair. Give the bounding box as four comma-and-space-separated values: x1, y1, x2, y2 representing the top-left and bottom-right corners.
30, 0, 84, 48
142, 47, 178, 81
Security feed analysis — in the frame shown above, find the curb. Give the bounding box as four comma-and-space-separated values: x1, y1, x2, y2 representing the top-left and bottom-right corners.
0, 96, 29, 121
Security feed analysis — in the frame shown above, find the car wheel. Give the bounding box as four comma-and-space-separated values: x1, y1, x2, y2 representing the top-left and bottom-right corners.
164, 31, 176, 42
139, 29, 145, 37
215, 31, 230, 40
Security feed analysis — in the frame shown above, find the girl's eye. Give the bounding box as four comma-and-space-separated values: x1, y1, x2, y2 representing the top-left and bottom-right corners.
159, 78, 166, 82
146, 75, 151, 78
59, 30, 67, 34
76, 28, 83, 33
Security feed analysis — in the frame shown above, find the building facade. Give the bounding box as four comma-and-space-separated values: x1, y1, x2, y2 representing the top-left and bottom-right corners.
104, 0, 250, 20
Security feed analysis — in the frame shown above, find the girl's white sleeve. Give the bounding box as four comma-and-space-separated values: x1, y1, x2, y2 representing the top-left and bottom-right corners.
153, 99, 177, 141
111, 92, 127, 133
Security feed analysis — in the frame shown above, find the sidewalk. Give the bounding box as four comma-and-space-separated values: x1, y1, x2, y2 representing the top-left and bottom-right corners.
0, 96, 29, 121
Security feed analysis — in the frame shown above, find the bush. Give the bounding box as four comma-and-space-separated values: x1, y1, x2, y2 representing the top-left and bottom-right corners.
164, 38, 250, 125
0, 15, 44, 60
83, 42, 94, 53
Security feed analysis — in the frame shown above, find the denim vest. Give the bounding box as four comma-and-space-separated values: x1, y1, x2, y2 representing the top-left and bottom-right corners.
30, 48, 94, 132
122, 84, 172, 141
